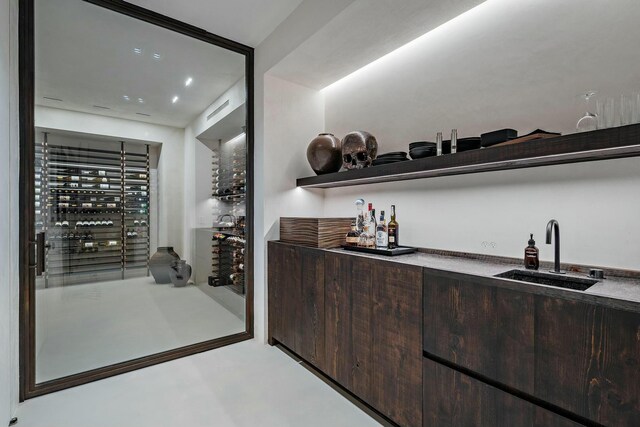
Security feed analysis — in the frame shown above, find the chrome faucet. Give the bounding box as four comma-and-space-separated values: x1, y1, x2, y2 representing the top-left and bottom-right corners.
545, 219, 564, 274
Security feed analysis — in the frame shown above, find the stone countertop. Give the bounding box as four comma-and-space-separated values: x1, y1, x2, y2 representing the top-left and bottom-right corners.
323, 247, 640, 312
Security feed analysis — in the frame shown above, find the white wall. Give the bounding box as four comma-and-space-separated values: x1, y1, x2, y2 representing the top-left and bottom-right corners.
322, 0, 640, 270
35, 106, 186, 255
183, 78, 246, 265
253, 0, 354, 343
0, 0, 18, 422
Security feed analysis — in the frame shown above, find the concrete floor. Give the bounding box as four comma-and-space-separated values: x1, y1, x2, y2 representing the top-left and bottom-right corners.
36, 277, 245, 382
18, 340, 381, 427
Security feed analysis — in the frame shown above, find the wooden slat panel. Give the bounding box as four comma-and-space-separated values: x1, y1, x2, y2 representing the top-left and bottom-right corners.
280, 217, 352, 248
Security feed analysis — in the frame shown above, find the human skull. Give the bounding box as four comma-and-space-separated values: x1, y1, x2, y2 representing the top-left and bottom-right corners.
341, 131, 378, 169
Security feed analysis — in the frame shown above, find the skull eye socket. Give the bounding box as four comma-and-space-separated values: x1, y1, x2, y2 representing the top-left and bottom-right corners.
343, 154, 353, 163
356, 152, 369, 162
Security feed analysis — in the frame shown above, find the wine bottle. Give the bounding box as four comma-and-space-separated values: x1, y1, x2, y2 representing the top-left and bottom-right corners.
376, 210, 388, 249
388, 205, 399, 249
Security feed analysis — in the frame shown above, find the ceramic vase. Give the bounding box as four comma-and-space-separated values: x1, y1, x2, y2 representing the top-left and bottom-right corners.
149, 247, 180, 284
169, 259, 192, 287
306, 133, 342, 175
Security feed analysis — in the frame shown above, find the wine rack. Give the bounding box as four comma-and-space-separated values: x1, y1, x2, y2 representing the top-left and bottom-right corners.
209, 136, 246, 295
38, 132, 150, 287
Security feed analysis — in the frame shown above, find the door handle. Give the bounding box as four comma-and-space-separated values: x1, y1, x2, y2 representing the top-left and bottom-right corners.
36, 232, 46, 276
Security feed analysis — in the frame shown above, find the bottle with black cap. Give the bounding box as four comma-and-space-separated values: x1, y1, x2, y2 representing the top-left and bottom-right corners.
524, 233, 539, 270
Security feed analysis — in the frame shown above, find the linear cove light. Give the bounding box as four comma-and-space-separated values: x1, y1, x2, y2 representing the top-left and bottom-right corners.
321, 0, 490, 92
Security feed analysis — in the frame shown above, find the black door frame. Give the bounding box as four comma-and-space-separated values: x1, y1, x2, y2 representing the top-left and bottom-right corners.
19, 0, 255, 400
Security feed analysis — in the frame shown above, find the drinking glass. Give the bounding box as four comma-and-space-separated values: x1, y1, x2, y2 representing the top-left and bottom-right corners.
576, 91, 597, 132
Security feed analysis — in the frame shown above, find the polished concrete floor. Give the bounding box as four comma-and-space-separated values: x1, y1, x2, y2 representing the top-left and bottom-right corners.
36, 277, 245, 382
18, 340, 380, 427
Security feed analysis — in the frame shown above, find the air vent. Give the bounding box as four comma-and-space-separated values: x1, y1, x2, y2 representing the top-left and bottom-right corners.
136, 112, 151, 117
43, 96, 63, 102
207, 100, 229, 121
92, 105, 110, 110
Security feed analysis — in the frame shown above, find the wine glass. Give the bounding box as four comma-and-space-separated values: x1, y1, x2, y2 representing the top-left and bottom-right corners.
576, 91, 598, 132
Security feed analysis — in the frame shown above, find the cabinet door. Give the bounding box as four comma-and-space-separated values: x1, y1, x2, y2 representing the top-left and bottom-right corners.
268, 242, 300, 349
324, 252, 374, 402
325, 253, 423, 427
297, 246, 325, 368
371, 262, 423, 427
535, 296, 640, 426
423, 270, 535, 394
268, 242, 325, 368
423, 358, 583, 427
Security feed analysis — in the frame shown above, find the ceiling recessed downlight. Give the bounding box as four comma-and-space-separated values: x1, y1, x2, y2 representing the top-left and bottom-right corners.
185, 77, 193, 87
172, 96, 179, 104
123, 95, 130, 101
152, 53, 162, 60
133, 47, 143, 55
137, 98, 144, 104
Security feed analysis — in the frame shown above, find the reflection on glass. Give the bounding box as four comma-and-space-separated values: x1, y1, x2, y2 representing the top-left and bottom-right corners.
34, 0, 248, 383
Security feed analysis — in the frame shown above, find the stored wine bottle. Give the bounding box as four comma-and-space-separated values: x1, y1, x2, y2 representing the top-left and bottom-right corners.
388, 205, 399, 249
376, 210, 388, 249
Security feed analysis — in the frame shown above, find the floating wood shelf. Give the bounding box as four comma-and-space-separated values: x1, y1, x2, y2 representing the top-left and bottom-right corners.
296, 124, 640, 188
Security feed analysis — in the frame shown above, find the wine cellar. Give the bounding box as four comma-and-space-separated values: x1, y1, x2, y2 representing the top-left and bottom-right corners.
208, 135, 246, 295
36, 132, 150, 287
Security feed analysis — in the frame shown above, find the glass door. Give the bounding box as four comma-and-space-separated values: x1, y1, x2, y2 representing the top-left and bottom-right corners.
22, 0, 253, 398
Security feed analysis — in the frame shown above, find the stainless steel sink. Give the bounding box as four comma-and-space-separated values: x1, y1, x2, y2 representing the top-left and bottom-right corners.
495, 269, 597, 291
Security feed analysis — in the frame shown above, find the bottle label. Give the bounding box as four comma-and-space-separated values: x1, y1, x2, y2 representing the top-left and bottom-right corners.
389, 236, 395, 243
346, 236, 358, 244
376, 231, 388, 247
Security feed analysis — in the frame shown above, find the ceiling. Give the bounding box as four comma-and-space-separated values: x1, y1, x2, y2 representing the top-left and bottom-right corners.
126, 0, 305, 47
35, 0, 246, 128
268, 0, 486, 90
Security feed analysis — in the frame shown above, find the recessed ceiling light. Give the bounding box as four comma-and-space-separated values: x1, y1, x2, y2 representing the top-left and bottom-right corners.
133, 47, 143, 55
137, 98, 144, 104
123, 95, 130, 101
152, 53, 162, 60
172, 96, 179, 104
185, 77, 193, 87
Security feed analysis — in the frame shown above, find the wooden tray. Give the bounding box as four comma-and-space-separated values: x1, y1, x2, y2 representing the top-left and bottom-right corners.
341, 245, 417, 256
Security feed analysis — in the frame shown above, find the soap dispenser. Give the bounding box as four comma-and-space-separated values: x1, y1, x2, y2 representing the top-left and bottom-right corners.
524, 233, 539, 270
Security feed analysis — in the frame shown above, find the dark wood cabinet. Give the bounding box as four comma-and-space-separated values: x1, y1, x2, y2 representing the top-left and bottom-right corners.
535, 296, 640, 426
423, 358, 583, 427
324, 252, 374, 402
370, 261, 423, 426
268, 242, 325, 369
424, 269, 640, 426
269, 242, 640, 426
423, 270, 535, 394
325, 252, 423, 427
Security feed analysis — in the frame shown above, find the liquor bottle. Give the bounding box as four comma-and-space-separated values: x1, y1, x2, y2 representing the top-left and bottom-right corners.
376, 210, 388, 249
345, 220, 360, 247
359, 205, 373, 247
388, 205, 399, 249
355, 199, 365, 233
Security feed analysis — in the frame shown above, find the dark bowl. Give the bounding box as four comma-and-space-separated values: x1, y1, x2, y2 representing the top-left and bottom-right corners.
441, 137, 481, 153
409, 141, 435, 149
409, 149, 436, 159
377, 151, 408, 158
